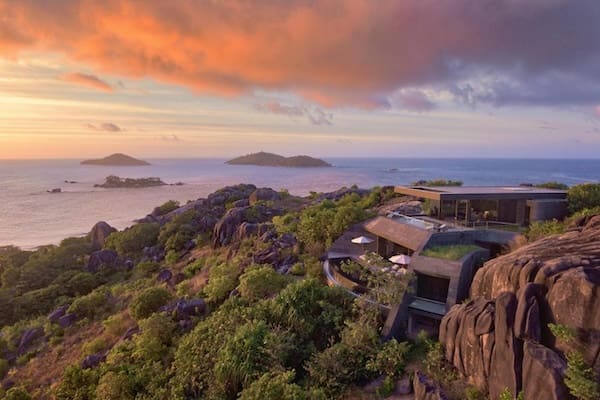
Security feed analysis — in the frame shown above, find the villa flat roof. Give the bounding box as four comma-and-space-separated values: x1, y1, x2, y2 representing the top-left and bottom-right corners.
364, 216, 431, 251
395, 185, 567, 201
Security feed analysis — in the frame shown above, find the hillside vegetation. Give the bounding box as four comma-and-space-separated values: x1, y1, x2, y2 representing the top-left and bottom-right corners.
0, 184, 416, 400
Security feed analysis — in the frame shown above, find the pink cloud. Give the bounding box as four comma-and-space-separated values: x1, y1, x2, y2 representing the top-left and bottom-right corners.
1, 1, 599, 107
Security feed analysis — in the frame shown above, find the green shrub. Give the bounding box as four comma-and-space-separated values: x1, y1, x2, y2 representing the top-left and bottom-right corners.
535, 181, 569, 190
238, 266, 288, 302
153, 200, 180, 217
411, 179, 462, 187
183, 258, 204, 278
525, 219, 566, 242
203, 263, 240, 303
304, 257, 325, 281
165, 250, 180, 265
95, 371, 135, 400
82, 337, 109, 356
565, 351, 600, 400
68, 288, 110, 320
66, 272, 98, 296
289, 262, 305, 276
366, 339, 411, 378
0, 358, 9, 379
464, 386, 485, 400
54, 365, 99, 400
307, 320, 379, 397
105, 223, 160, 255
133, 261, 161, 278
213, 320, 283, 398
129, 287, 172, 321
238, 371, 308, 400
102, 313, 129, 337
4, 387, 32, 400
548, 323, 576, 341
422, 339, 457, 386
568, 183, 600, 214
376, 375, 396, 398
158, 210, 201, 252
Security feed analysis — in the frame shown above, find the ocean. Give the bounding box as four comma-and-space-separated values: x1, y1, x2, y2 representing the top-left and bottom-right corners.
1, 158, 599, 249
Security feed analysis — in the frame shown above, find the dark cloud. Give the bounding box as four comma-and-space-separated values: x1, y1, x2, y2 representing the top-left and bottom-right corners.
392, 90, 436, 112
61, 72, 113, 92
85, 122, 122, 132
256, 101, 333, 125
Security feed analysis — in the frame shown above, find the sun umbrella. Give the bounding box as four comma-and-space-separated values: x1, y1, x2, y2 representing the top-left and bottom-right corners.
388, 254, 411, 265
351, 236, 374, 244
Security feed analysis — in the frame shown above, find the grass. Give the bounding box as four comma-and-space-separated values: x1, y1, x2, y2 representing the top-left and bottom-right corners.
421, 245, 481, 261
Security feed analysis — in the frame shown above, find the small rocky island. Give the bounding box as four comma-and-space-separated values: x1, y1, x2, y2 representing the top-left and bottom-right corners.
81, 153, 150, 166
94, 175, 167, 188
226, 151, 331, 167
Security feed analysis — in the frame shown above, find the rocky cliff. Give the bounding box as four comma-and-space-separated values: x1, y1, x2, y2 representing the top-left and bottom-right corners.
439, 216, 600, 400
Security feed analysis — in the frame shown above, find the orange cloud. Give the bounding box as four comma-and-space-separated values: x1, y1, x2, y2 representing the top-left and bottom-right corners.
61, 72, 113, 92
1, 1, 599, 107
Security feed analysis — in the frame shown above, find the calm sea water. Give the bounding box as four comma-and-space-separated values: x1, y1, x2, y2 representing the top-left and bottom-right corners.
1, 158, 599, 248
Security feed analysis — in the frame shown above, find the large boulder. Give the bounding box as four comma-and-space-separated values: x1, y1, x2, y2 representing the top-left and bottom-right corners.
156, 269, 173, 283
440, 215, 600, 399
249, 188, 280, 205
207, 184, 257, 207
81, 353, 106, 369
47, 305, 68, 323
212, 207, 249, 247
86, 249, 119, 273
16, 327, 44, 355
58, 313, 78, 328
521, 341, 571, 400
413, 372, 448, 400
234, 222, 273, 242
489, 292, 522, 400
87, 221, 116, 251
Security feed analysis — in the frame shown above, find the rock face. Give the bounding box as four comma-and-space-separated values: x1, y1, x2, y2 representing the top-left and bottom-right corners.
87, 221, 116, 250
440, 215, 600, 400
86, 249, 119, 273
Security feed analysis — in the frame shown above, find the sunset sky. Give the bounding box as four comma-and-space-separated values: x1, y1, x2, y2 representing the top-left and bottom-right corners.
1, 0, 600, 159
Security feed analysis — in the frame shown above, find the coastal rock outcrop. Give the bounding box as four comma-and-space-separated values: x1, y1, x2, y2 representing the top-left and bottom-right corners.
249, 188, 280, 205
87, 221, 116, 250
207, 184, 257, 207
213, 207, 250, 247
439, 215, 600, 400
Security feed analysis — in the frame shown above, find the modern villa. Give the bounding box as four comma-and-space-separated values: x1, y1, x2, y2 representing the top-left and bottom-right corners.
324, 185, 568, 338
394, 185, 567, 227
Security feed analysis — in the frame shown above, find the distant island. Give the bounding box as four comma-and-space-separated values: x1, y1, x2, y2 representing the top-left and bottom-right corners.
81, 153, 150, 166
94, 175, 167, 188
226, 151, 331, 167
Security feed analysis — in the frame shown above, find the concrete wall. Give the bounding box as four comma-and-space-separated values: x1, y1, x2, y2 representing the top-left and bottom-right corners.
456, 248, 490, 302
527, 199, 567, 222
